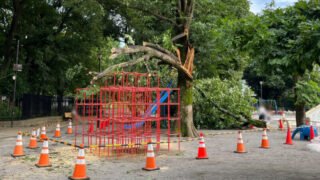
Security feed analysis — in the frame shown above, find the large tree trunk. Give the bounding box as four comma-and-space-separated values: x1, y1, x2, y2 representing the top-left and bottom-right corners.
1, 0, 27, 76
294, 75, 305, 126
178, 71, 198, 137
57, 90, 64, 115
295, 104, 305, 126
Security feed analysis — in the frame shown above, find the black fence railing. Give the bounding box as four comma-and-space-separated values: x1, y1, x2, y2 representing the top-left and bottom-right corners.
0, 94, 74, 121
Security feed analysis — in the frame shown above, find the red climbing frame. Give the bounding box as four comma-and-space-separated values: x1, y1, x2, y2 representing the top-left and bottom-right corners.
75, 72, 180, 157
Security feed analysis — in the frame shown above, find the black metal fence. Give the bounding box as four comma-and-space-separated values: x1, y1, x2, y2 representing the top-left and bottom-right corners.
0, 94, 74, 121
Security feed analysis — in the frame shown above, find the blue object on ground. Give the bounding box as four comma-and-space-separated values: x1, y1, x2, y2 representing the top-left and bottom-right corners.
292, 125, 318, 140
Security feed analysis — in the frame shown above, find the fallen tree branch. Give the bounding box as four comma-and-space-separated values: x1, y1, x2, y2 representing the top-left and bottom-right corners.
194, 85, 248, 123
90, 54, 150, 84
109, 45, 192, 78
143, 42, 179, 62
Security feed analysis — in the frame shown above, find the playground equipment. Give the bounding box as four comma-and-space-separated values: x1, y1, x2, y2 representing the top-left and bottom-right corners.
256, 99, 278, 115
75, 72, 180, 156
292, 125, 318, 140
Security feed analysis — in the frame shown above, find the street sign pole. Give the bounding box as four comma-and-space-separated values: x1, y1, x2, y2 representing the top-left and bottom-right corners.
11, 40, 20, 128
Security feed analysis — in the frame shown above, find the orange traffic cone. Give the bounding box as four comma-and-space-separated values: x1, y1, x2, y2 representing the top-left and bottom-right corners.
35, 138, 51, 167
54, 121, 61, 138
260, 128, 270, 148
279, 119, 284, 130
27, 128, 38, 149
39, 124, 47, 142
11, 131, 24, 157
66, 120, 72, 134
142, 139, 160, 171
69, 144, 89, 180
196, 133, 208, 159
284, 126, 293, 145
234, 131, 247, 153
310, 125, 315, 141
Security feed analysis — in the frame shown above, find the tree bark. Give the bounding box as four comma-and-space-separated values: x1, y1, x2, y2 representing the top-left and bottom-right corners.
178, 71, 198, 137
295, 104, 305, 126
294, 75, 305, 126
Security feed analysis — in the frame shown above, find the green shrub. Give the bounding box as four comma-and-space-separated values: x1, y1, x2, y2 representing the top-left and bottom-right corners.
194, 78, 257, 129
0, 102, 20, 121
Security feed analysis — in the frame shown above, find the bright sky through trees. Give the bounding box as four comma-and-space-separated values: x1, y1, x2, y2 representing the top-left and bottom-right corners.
250, 0, 298, 13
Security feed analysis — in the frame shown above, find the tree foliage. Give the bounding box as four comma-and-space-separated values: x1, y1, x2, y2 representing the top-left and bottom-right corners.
194, 78, 256, 129
241, 0, 320, 125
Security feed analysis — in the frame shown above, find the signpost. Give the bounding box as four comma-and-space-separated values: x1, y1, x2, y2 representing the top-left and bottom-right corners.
11, 40, 22, 128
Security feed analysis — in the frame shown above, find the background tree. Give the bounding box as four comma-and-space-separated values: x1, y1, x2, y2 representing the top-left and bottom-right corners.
242, 0, 320, 126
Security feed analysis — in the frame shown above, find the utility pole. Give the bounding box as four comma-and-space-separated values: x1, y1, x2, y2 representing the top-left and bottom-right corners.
11, 40, 20, 128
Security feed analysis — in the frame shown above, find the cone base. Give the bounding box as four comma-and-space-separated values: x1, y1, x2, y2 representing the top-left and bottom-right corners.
35, 164, 52, 168
66, 132, 72, 134
142, 167, 160, 171
11, 154, 25, 157
284, 143, 294, 145
196, 157, 208, 159
234, 151, 247, 153
68, 176, 90, 180
259, 147, 270, 149
53, 136, 61, 138
27, 146, 39, 149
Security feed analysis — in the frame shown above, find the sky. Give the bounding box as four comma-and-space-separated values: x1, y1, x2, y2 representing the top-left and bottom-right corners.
250, 0, 298, 14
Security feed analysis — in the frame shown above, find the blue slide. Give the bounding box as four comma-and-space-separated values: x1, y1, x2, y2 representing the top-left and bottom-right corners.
123, 82, 173, 129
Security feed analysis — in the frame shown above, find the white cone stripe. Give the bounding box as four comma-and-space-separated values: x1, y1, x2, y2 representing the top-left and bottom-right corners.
78, 149, 85, 157
238, 139, 243, 143
42, 126, 46, 130
76, 159, 86, 164
41, 131, 46, 134
238, 133, 242, 138
262, 136, 268, 140
56, 128, 60, 131
32, 131, 36, 136
56, 124, 60, 127
16, 142, 23, 145
147, 152, 155, 157
17, 135, 22, 140
199, 144, 205, 147
41, 149, 49, 154
147, 144, 153, 151
68, 125, 72, 128
37, 129, 40, 137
